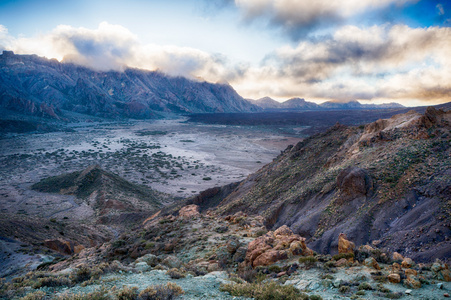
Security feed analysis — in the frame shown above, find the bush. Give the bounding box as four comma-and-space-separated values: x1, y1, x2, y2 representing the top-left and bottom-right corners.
339, 286, 350, 294
220, 281, 308, 300
56, 288, 111, 300
19, 291, 46, 300
332, 253, 354, 261
70, 266, 92, 283
138, 282, 184, 300
32, 276, 71, 288
309, 295, 323, 300
357, 282, 373, 290
298, 256, 318, 267
166, 268, 186, 279
116, 286, 138, 300
384, 292, 402, 299
268, 265, 282, 273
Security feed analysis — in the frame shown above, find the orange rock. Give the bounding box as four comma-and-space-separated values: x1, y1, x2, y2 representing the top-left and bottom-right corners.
392, 252, 404, 261
338, 233, 355, 254
44, 239, 84, 255
388, 273, 401, 283
253, 250, 288, 267
402, 258, 414, 268
364, 257, 381, 270
392, 263, 402, 273
335, 258, 348, 267
245, 225, 311, 267
178, 204, 200, 218
405, 269, 418, 277
404, 275, 421, 289
441, 269, 451, 282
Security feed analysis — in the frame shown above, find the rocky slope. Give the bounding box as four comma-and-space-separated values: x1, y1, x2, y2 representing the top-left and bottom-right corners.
0, 51, 260, 120
212, 107, 450, 262
0, 165, 172, 278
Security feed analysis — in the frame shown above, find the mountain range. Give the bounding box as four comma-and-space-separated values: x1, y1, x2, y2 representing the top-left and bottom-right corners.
0, 51, 259, 120
0, 51, 409, 122
248, 96, 405, 111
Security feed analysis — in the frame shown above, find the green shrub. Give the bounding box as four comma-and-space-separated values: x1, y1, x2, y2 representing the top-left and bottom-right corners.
357, 282, 373, 290
298, 256, 318, 267
19, 291, 46, 300
268, 265, 282, 273
116, 286, 138, 300
220, 281, 308, 300
309, 295, 323, 300
384, 292, 402, 299
339, 286, 350, 293
138, 282, 184, 300
355, 290, 365, 296
332, 253, 354, 261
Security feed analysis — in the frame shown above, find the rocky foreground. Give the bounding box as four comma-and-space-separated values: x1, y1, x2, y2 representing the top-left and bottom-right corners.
1, 107, 450, 299
1, 209, 450, 299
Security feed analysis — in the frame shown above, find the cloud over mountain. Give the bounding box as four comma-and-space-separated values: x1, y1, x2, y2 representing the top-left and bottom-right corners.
1, 22, 240, 82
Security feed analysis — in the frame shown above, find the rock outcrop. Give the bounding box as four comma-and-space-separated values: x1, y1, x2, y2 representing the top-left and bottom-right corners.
338, 233, 355, 255
44, 239, 85, 255
245, 225, 313, 267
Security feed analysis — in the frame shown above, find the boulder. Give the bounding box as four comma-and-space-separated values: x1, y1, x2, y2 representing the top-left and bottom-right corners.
253, 250, 288, 267
335, 258, 348, 267
336, 167, 373, 197
405, 269, 417, 277
388, 273, 401, 283
401, 258, 414, 268
338, 233, 355, 254
136, 254, 159, 267
364, 257, 380, 270
245, 225, 312, 267
392, 252, 404, 261
162, 255, 182, 269
404, 276, 421, 289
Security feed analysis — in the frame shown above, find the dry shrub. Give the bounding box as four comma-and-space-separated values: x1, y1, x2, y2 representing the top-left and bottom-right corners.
116, 286, 138, 300
138, 282, 184, 300
220, 281, 308, 300
166, 268, 186, 279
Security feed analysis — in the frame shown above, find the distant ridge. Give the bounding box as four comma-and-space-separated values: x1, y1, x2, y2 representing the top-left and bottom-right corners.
249, 97, 405, 111
0, 51, 260, 120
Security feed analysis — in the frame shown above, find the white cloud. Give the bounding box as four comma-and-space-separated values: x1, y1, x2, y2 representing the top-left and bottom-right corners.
0, 22, 238, 82
0, 22, 449, 105
230, 24, 451, 104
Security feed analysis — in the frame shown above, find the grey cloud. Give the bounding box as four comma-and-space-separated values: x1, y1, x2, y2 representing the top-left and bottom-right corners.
234, 0, 416, 40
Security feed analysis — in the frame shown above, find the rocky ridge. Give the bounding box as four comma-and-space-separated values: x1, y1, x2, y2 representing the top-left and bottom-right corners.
0, 51, 260, 120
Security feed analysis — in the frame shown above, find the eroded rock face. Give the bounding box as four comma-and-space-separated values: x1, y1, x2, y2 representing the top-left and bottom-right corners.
179, 205, 200, 218
338, 233, 355, 254
336, 167, 373, 197
44, 239, 84, 255
245, 225, 313, 267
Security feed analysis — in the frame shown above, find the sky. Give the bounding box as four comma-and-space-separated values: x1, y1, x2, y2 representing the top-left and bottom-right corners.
0, 0, 450, 106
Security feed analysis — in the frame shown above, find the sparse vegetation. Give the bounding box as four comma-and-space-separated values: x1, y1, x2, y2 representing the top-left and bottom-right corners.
220, 281, 308, 300
138, 282, 184, 300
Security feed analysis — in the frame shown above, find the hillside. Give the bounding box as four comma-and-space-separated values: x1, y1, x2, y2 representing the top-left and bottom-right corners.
212, 107, 450, 262
0, 51, 260, 120
1, 108, 451, 299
